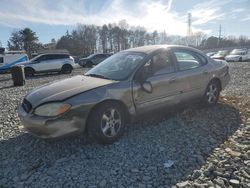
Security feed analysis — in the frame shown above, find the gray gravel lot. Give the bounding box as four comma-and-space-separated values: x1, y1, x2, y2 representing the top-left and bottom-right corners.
0, 63, 250, 188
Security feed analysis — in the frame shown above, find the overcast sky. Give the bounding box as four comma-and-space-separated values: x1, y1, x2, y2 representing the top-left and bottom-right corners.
0, 0, 250, 47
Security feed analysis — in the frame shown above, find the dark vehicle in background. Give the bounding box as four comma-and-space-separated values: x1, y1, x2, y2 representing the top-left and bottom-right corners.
18, 45, 230, 144
211, 50, 230, 60
78, 53, 112, 67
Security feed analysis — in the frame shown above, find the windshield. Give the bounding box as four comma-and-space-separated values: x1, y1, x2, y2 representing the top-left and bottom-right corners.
230, 49, 246, 55
87, 54, 96, 58
85, 52, 146, 80
30, 55, 42, 62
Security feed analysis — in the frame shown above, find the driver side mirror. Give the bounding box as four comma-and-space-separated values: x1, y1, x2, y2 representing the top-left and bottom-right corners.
142, 81, 153, 93
135, 60, 153, 93
135, 59, 153, 83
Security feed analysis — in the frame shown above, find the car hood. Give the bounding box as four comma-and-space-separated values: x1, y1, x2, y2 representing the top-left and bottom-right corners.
25, 75, 115, 108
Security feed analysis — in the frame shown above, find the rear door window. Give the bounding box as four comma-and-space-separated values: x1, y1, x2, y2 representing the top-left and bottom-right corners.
173, 50, 205, 71
57, 54, 69, 59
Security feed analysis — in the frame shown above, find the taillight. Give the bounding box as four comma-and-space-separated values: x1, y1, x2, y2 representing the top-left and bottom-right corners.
69, 56, 75, 63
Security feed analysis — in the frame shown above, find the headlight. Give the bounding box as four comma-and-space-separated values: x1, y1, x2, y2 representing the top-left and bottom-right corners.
34, 103, 71, 117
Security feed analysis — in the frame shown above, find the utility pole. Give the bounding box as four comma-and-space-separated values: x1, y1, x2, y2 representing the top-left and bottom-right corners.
186, 13, 193, 46
218, 24, 222, 47
187, 13, 192, 37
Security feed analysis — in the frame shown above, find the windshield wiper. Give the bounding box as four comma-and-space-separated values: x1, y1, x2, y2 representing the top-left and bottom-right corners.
85, 73, 110, 80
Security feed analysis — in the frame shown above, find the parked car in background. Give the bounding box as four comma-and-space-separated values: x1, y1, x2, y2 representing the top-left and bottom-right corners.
0, 48, 29, 73
211, 50, 230, 60
225, 49, 250, 62
206, 51, 217, 57
78, 53, 112, 67
19, 53, 75, 76
18, 45, 230, 143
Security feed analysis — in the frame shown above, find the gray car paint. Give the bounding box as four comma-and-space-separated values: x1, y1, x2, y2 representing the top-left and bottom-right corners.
18, 45, 230, 138
25, 75, 116, 108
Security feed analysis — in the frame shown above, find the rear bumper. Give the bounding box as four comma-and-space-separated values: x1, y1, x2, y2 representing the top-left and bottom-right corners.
18, 104, 87, 138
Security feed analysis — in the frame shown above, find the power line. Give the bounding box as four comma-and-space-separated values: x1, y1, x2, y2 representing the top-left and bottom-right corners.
218, 24, 222, 47
187, 13, 192, 37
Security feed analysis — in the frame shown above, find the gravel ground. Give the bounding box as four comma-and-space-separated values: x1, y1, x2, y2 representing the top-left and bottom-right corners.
0, 63, 250, 188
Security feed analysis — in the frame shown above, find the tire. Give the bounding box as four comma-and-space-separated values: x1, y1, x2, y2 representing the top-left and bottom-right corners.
88, 102, 125, 144
203, 80, 221, 106
61, 64, 73, 74
25, 67, 35, 77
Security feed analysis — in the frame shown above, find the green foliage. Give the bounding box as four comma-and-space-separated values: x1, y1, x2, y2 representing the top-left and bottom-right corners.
7, 28, 43, 57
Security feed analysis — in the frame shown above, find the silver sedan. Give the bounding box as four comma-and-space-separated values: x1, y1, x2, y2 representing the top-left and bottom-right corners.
18, 45, 230, 144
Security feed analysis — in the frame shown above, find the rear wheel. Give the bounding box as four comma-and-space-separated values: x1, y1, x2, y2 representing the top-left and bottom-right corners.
203, 80, 220, 106
88, 103, 125, 144
25, 67, 35, 77
61, 64, 73, 74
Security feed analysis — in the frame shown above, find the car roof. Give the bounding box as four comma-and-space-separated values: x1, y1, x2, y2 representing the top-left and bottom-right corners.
123, 45, 203, 55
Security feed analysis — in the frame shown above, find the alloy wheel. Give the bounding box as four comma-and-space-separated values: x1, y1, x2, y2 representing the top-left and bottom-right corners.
101, 108, 121, 137
206, 84, 218, 104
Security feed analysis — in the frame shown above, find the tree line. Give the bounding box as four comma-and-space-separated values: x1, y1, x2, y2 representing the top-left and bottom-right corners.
7, 28, 43, 57
5, 20, 250, 57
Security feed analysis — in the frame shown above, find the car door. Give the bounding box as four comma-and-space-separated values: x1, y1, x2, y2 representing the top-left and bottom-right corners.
92, 54, 103, 65
52, 54, 68, 70
132, 50, 181, 114
30, 55, 48, 72
98, 54, 108, 63
171, 49, 210, 103
90, 55, 99, 65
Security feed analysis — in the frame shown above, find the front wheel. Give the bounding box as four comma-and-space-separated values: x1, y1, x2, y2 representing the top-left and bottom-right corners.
88, 103, 125, 144
203, 80, 220, 106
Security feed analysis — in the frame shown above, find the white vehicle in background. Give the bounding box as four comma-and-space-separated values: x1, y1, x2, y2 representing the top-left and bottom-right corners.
0, 48, 29, 73
225, 49, 250, 62
20, 53, 75, 76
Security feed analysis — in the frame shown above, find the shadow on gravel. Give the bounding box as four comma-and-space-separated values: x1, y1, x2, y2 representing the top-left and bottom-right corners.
0, 73, 12, 82
0, 102, 242, 187
25, 72, 62, 80
0, 85, 16, 90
